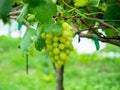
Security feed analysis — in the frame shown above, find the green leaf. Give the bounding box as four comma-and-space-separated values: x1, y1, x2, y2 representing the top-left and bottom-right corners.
19, 27, 36, 54
107, 0, 118, 4
27, 42, 35, 56
0, 0, 13, 22
93, 35, 100, 51
27, 14, 35, 21
89, 0, 100, 7
103, 28, 117, 36
43, 22, 62, 35
13, 0, 21, 4
16, 4, 28, 24
28, 0, 57, 24
24, 0, 42, 7
74, 0, 89, 7
104, 1, 120, 26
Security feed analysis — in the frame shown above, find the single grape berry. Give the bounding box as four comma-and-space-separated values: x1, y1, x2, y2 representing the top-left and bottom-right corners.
53, 48, 60, 54
54, 55, 59, 60
45, 39, 52, 44
60, 52, 67, 60
46, 45, 52, 51
53, 36, 59, 42
62, 31, 71, 38
53, 42, 59, 47
55, 62, 61, 68
46, 33, 53, 39
59, 43, 65, 50
57, 60, 64, 66
65, 41, 71, 48
41, 33, 46, 39
62, 22, 69, 30
59, 37, 66, 43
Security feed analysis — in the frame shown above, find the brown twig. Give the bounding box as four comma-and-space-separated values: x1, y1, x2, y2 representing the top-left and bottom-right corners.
80, 18, 104, 37
9, 15, 31, 27
79, 33, 120, 47
9, 11, 20, 16
88, 18, 120, 34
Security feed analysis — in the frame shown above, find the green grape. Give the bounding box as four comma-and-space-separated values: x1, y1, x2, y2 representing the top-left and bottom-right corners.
69, 30, 75, 37
57, 60, 64, 65
43, 22, 74, 68
60, 52, 67, 60
54, 55, 59, 60
67, 37, 72, 42
41, 33, 46, 39
46, 45, 52, 51
55, 62, 61, 68
53, 36, 59, 42
62, 22, 69, 30
68, 25, 73, 30
53, 42, 59, 47
59, 43, 65, 50
53, 48, 60, 54
46, 33, 53, 39
59, 37, 66, 43
65, 41, 71, 48
62, 31, 72, 38
45, 39, 52, 44
55, 60, 64, 68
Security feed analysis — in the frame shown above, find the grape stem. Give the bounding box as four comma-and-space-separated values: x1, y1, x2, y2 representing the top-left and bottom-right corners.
53, 64, 64, 90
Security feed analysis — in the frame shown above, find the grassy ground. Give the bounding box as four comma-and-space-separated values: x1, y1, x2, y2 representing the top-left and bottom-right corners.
0, 36, 120, 90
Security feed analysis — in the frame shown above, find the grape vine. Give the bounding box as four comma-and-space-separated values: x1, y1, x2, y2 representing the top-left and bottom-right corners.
0, 0, 120, 90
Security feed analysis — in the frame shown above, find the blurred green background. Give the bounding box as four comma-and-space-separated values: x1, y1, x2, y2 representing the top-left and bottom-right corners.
0, 36, 120, 90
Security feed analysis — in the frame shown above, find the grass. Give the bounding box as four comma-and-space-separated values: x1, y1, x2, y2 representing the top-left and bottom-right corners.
0, 36, 120, 90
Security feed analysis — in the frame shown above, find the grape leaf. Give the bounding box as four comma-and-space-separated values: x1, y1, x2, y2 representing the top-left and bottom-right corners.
0, 0, 13, 22
19, 27, 36, 54
13, 0, 21, 4
43, 22, 63, 35
24, 0, 43, 7
104, 1, 120, 26
107, 0, 118, 4
27, 42, 35, 56
28, 0, 57, 24
89, 0, 100, 7
103, 28, 117, 36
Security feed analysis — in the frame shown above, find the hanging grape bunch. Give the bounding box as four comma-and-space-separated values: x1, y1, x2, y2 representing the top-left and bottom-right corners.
41, 22, 74, 68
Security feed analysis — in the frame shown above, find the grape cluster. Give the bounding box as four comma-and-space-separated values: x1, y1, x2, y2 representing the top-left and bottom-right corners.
41, 22, 74, 68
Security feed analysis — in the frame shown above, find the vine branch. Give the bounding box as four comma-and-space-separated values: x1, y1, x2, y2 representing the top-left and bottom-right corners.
79, 33, 120, 47
8, 11, 120, 47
